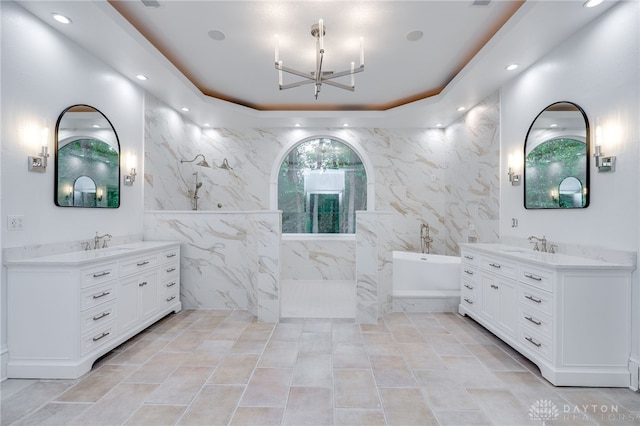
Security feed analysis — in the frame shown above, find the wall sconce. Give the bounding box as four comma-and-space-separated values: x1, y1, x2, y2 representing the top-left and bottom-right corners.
593, 145, 616, 172
550, 188, 558, 202
97, 187, 104, 201
507, 153, 521, 186
124, 154, 137, 185
28, 127, 50, 173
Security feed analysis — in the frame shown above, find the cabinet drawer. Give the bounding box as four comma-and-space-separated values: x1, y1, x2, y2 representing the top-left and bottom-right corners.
161, 247, 180, 264
519, 265, 553, 292
479, 255, 516, 279
519, 306, 552, 340
461, 278, 479, 296
120, 254, 159, 277
160, 275, 180, 294
159, 261, 179, 280
461, 266, 478, 283
461, 251, 478, 265
460, 294, 477, 310
519, 327, 552, 362
160, 287, 180, 309
80, 262, 118, 288
81, 282, 117, 311
519, 284, 553, 316
81, 322, 116, 356
81, 302, 117, 334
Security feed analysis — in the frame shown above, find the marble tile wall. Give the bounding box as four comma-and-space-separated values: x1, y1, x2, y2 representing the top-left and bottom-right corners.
143, 211, 281, 323
444, 92, 501, 254
142, 92, 501, 321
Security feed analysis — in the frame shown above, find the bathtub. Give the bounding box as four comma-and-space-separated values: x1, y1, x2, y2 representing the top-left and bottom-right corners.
392, 251, 461, 312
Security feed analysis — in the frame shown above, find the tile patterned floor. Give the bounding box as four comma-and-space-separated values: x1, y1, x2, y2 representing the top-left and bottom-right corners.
2, 310, 639, 426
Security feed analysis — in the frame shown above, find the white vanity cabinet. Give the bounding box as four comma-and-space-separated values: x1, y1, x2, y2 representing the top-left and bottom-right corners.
459, 244, 633, 387
6, 241, 181, 379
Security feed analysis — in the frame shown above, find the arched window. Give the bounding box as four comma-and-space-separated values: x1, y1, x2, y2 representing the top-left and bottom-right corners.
278, 137, 367, 234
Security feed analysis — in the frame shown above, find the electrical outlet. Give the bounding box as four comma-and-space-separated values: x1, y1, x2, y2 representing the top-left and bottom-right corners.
8, 215, 24, 231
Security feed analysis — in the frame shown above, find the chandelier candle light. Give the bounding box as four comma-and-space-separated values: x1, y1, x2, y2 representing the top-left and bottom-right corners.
275, 19, 364, 99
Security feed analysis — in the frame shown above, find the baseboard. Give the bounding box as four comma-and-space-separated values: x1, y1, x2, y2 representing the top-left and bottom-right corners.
1, 344, 8, 382
629, 357, 639, 391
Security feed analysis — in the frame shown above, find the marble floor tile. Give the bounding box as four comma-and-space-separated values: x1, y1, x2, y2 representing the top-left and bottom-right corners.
282, 386, 333, 426
208, 353, 259, 385
291, 353, 333, 387
239, 367, 293, 407
334, 368, 382, 409
2, 310, 637, 426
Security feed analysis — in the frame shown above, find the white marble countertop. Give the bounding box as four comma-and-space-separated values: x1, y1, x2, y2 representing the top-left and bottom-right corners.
460, 243, 636, 270
4, 241, 180, 267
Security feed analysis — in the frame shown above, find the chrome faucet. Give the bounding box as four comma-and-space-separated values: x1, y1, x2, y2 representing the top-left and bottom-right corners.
94, 232, 112, 249
420, 223, 433, 254
528, 235, 547, 252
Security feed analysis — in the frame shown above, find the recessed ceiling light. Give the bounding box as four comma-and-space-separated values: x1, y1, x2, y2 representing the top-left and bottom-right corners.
181, 107, 189, 112
505, 63, 519, 71
52, 13, 72, 24
584, 0, 603, 7
203, 123, 211, 127
208, 30, 226, 41
92, 124, 100, 128
136, 74, 148, 81
294, 123, 301, 127
457, 106, 466, 112
342, 123, 349, 127
406, 30, 423, 42
550, 123, 558, 128
435, 123, 443, 128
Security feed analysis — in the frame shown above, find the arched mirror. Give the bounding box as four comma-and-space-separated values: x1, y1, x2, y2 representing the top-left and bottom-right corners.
55, 105, 120, 208
524, 101, 589, 209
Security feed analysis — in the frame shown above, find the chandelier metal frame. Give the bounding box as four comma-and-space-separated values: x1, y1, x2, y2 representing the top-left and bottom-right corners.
274, 19, 364, 99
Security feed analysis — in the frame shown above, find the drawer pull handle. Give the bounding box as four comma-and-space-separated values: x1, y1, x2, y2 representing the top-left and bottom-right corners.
166, 281, 177, 288
525, 336, 542, 347
139, 281, 148, 287
464, 255, 474, 260
489, 263, 501, 269
137, 261, 150, 266
92, 331, 110, 342
491, 284, 499, 290
524, 315, 542, 326
464, 284, 474, 290
93, 311, 110, 321
464, 298, 473, 305
166, 267, 176, 273
525, 295, 542, 304
464, 269, 474, 275
92, 271, 111, 278
524, 273, 542, 281
166, 295, 176, 302
92, 291, 111, 299
166, 253, 177, 258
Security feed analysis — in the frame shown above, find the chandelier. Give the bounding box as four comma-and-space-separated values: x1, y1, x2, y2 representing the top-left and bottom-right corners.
274, 19, 364, 100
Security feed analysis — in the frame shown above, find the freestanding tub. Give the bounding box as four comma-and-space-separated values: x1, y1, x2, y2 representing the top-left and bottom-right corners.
392, 251, 461, 312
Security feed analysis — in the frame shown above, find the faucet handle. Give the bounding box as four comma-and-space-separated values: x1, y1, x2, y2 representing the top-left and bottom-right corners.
549, 244, 558, 254
530, 241, 539, 251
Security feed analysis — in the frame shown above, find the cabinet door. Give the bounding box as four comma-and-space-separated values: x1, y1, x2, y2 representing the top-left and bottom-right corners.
481, 274, 499, 321
497, 279, 517, 337
118, 276, 139, 332
139, 272, 159, 320
118, 272, 159, 333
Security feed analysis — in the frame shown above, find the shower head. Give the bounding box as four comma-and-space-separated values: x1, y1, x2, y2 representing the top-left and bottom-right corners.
180, 154, 211, 168
218, 158, 233, 170
196, 182, 203, 189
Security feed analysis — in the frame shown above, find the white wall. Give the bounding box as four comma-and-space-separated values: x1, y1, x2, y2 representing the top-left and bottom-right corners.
500, 1, 640, 381
0, 2, 146, 379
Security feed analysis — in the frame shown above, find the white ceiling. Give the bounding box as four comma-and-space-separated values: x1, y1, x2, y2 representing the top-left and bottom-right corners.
17, 0, 617, 128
